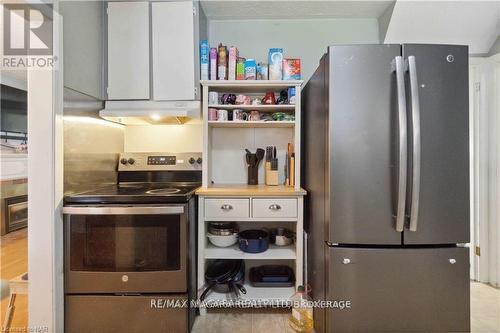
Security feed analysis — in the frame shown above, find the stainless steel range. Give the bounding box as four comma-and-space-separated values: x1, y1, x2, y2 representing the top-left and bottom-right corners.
63, 152, 201, 333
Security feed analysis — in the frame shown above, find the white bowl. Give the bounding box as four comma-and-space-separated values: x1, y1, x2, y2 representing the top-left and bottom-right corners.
207, 232, 238, 247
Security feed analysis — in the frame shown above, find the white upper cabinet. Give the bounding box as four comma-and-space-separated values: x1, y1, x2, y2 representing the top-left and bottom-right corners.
152, 2, 195, 101
107, 2, 150, 100
61, 1, 104, 99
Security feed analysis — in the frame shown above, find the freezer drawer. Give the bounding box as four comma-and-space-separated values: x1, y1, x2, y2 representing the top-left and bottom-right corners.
65, 294, 188, 333
327, 247, 469, 332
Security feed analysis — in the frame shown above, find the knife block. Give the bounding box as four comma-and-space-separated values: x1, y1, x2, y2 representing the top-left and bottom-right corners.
266, 169, 279, 186
265, 161, 278, 186
248, 165, 259, 185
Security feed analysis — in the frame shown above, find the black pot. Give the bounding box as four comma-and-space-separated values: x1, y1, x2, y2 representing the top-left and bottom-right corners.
238, 229, 269, 253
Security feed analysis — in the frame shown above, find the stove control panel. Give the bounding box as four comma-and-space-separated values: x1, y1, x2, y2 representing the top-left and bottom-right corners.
118, 152, 202, 171
148, 156, 176, 165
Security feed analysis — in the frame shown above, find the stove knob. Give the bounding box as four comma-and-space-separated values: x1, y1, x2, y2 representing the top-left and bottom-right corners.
120, 158, 128, 165
188, 157, 196, 165
196, 157, 203, 164
128, 158, 135, 165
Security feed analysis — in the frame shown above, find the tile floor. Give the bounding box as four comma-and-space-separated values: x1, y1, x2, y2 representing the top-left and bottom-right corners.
471, 282, 500, 332
192, 282, 500, 333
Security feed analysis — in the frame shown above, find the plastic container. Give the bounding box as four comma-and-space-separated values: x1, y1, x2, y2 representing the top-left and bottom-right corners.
288, 286, 314, 333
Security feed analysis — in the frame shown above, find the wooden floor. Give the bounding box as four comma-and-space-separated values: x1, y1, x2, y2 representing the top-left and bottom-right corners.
1, 228, 28, 331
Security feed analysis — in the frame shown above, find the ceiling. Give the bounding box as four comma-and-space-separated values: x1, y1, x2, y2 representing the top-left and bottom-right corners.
384, 1, 500, 54
200, 0, 395, 19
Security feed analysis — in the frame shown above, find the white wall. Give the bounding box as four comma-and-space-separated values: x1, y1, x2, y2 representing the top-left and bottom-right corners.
489, 37, 500, 57
384, 1, 499, 55
208, 18, 380, 81
28, 3, 64, 330
124, 123, 203, 152
470, 55, 500, 287
121, 18, 379, 151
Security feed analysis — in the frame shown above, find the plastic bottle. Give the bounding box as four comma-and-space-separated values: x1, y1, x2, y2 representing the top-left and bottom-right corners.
288, 285, 314, 333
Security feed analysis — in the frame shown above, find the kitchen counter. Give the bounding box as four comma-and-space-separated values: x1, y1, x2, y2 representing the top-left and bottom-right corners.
195, 184, 307, 197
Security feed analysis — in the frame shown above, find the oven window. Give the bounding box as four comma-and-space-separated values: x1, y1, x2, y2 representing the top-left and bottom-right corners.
69, 215, 180, 272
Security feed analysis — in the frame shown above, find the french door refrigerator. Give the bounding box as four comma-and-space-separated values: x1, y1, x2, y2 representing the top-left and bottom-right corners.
302, 44, 470, 333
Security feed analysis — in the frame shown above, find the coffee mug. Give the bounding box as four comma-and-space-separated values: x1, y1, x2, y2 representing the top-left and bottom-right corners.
208, 108, 218, 121
217, 109, 229, 121
233, 109, 248, 121
209, 92, 219, 105
249, 110, 260, 121
235, 94, 251, 105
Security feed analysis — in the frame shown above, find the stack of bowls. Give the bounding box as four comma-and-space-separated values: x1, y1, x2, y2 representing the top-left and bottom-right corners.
207, 222, 238, 247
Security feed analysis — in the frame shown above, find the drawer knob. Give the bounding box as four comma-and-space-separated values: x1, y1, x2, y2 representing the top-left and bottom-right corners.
342, 258, 351, 265
269, 204, 281, 211
220, 204, 233, 211
449, 258, 456, 264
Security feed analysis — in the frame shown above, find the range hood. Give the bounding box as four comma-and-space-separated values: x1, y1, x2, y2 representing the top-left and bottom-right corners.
99, 100, 201, 125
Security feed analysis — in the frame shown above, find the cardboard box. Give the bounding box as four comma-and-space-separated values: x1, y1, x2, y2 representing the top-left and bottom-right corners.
228, 47, 238, 81
268, 48, 283, 80
200, 40, 209, 80
209, 48, 217, 80
236, 57, 245, 80
282, 58, 301, 80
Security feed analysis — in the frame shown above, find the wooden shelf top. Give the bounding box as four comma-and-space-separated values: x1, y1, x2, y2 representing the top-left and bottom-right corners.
196, 184, 307, 196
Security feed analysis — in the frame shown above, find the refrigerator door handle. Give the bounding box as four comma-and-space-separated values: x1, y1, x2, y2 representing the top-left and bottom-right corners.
406, 55, 421, 232
392, 56, 408, 232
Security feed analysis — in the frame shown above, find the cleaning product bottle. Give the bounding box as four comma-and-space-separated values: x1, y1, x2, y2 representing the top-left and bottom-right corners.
288, 285, 314, 333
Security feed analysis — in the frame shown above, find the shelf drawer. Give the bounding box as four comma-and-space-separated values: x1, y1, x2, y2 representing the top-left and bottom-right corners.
252, 198, 297, 218
205, 198, 250, 219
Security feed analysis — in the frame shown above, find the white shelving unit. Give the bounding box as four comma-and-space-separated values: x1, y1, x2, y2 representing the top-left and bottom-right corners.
197, 80, 306, 313
201, 80, 302, 188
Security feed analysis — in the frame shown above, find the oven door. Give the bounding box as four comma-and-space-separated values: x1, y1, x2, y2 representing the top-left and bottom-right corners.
63, 205, 187, 294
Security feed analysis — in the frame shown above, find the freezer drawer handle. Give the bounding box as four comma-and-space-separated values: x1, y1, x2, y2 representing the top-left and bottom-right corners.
406, 55, 421, 232
221, 204, 233, 211
392, 56, 408, 233
449, 258, 457, 265
269, 204, 281, 211
342, 258, 351, 265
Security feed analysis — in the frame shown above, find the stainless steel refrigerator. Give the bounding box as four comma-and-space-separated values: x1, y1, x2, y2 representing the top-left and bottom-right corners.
302, 44, 470, 333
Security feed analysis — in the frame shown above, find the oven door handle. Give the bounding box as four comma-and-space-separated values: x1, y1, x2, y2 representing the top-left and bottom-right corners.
63, 206, 185, 215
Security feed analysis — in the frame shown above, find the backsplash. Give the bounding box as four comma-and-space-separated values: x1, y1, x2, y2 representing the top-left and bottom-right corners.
124, 123, 203, 152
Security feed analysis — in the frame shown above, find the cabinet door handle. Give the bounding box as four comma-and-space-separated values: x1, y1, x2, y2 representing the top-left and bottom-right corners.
269, 204, 281, 211
449, 258, 457, 265
220, 204, 233, 211
342, 258, 351, 265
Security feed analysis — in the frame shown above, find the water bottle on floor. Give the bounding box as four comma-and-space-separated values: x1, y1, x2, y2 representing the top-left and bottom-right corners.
288, 285, 314, 333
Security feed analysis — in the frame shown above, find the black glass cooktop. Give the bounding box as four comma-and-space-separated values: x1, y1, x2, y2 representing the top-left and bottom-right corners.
64, 182, 201, 204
